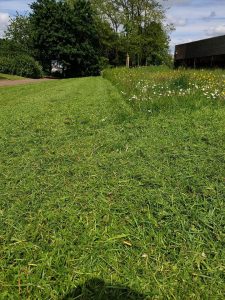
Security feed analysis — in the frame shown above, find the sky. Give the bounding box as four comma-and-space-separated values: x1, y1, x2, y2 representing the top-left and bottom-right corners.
0, 0, 225, 53
164, 0, 225, 52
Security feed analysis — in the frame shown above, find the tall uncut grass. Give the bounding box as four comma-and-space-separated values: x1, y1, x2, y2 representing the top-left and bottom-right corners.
103, 66, 225, 113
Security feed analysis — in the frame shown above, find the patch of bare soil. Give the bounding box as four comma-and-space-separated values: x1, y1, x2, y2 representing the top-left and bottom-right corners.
0, 78, 56, 87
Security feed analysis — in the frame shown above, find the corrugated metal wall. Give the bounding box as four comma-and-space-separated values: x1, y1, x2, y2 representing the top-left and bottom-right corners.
175, 35, 225, 60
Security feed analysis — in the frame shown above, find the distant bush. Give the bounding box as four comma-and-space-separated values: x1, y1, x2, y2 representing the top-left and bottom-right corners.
0, 54, 43, 78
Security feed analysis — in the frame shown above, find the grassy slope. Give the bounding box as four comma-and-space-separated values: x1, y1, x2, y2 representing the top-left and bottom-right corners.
0, 73, 24, 80
0, 77, 224, 299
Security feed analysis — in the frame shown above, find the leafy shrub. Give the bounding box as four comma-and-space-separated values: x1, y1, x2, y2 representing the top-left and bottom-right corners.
0, 54, 43, 78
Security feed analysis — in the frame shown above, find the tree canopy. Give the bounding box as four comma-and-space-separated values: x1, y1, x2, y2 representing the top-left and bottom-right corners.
92, 0, 172, 66
2, 0, 173, 76
30, 0, 100, 76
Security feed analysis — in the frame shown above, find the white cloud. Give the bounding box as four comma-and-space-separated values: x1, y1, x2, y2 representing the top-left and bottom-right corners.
202, 11, 216, 21
160, 0, 192, 6
166, 0, 225, 53
167, 15, 187, 27
209, 11, 216, 18
0, 12, 9, 38
205, 24, 225, 36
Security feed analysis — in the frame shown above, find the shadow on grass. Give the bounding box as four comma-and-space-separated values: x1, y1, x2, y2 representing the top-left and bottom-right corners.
62, 278, 147, 300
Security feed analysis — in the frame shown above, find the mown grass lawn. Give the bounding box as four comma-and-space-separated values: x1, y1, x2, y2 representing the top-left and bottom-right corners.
0, 74, 224, 299
0, 73, 24, 80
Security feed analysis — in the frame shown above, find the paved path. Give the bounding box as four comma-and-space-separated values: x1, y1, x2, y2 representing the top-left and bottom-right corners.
0, 78, 56, 87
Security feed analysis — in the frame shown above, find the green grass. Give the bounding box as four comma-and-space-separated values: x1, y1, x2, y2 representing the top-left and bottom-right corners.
0, 72, 224, 299
102, 67, 225, 114
0, 73, 25, 80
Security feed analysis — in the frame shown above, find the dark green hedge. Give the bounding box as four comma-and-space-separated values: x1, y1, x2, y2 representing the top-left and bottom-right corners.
0, 55, 43, 78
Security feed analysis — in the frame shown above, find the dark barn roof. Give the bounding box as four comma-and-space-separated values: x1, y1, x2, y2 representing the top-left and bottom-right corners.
174, 35, 225, 68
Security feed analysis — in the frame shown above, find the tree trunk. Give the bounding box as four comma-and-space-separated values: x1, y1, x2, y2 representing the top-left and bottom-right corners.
126, 53, 130, 68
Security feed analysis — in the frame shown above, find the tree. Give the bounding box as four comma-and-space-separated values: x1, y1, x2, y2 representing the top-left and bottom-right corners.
3, 0, 172, 72
92, 0, 172, 67
30, 0, 100, 76
3, 13, 33, 55
140, 21, 171, 66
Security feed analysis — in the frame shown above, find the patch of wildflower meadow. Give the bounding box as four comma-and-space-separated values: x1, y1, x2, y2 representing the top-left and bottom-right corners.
103, 66, 225, 112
